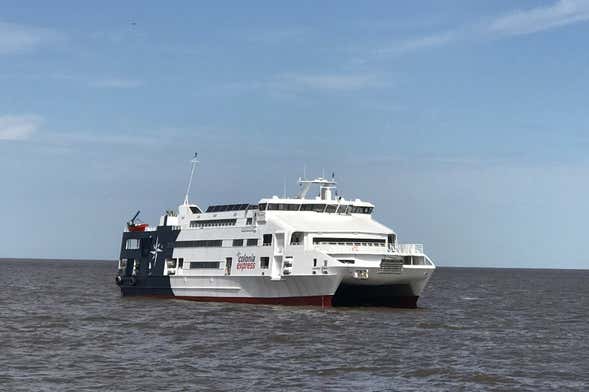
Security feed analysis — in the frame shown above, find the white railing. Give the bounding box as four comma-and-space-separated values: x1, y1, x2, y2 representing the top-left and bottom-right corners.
313, 243, 386, 254
390, 243, 424, 255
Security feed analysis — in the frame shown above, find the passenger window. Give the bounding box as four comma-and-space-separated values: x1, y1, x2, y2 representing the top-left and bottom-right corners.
263, 234, 272, 246
260, 257, 270, 269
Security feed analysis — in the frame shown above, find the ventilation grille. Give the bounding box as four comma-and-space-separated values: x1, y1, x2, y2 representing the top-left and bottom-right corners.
378, 258, 403, 274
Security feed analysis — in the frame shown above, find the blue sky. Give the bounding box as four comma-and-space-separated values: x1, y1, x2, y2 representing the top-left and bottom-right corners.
1, 0, 588, 268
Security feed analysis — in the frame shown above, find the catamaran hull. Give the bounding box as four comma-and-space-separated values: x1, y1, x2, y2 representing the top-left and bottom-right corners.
118, 271, 430, 308
332, 283, 419, 307
119, 274, 341, 306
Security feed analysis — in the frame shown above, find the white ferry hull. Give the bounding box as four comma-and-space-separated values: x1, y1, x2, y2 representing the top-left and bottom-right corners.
119, 259, 432, 308
168, 274, 341, 306
120, 275, 340, 306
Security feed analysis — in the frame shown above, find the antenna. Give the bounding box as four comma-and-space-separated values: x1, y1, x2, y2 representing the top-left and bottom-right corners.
184, 152, 199, 205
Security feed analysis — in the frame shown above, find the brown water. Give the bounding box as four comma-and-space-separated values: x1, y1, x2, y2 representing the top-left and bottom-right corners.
1, 259, 587, 391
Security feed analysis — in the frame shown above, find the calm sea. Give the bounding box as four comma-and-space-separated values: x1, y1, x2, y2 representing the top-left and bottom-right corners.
0, 259, 587, 391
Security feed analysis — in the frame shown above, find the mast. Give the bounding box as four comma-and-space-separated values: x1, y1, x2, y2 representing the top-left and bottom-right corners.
183, 152, 199, 205
297, 176, 336, 200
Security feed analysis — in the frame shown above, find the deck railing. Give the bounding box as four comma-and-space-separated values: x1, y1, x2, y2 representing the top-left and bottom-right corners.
390, 243, 424, 255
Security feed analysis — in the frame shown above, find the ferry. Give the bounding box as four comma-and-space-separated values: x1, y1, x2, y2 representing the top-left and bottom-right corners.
116, 154, 436, 307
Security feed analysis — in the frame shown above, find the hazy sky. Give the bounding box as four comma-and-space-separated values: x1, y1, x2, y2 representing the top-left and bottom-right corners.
1, 1, 588, 268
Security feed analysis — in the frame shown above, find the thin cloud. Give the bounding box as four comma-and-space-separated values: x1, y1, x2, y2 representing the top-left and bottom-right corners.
47, 131, 158, 146
488, 0, 589, 35
88, 78, 143, 89
0, 115, 42, 141
0, 22, 64, 55
273, 73, 381, 91
0, 113, 158, 146
215, 73, 388, 97
378, 31, 458, 55
377, 0, 589, 56
243, 26, 310, 45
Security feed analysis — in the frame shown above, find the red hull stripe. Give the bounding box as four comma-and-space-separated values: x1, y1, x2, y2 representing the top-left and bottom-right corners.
145, 294, 334, 307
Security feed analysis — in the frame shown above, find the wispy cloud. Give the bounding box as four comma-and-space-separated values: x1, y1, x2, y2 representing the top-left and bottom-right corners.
47, 131, 157, 146
488, 0, 589, 35
0, 115, 42, 141
0, 22, 64, 55
378, 31, 458, 55
216, 72, 387, 97
273, 73, 382, 91
378, 0, 589, 55
0, 113, 158, 146
243, 26, 310, 45
88, 78, 143, 89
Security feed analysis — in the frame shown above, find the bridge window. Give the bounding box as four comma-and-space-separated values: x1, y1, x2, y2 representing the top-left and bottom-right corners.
301, 204, 326, 212
232, 239, 244, 247
325, 205, 337, 213
337, 205, 350, 214
258, 203, 267, 211
267, 203, 300, 211
125, 239, 140, 250
246, 238, 258, 246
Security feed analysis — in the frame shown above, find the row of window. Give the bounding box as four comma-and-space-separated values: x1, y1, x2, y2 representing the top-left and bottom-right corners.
187, 259, 271, 270
205, 204, 257, 213
313, 237, 385, 244
316, 241, 386, 247
175, 240, 223, 248
170, 258, 268, 270
259, 203, 373, 214
232, 238, 259, 247
189, 261, 220, 269
190, 219, 237, 228
175, 239, 259, 248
